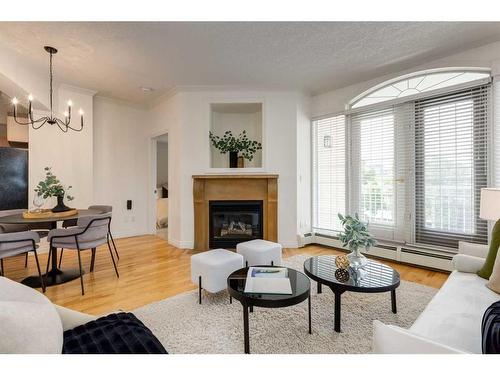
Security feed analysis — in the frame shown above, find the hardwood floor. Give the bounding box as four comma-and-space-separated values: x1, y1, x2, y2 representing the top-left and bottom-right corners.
3, 235, 449, 315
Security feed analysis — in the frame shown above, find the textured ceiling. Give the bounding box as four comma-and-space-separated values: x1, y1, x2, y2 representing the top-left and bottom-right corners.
0, 22, 500, 105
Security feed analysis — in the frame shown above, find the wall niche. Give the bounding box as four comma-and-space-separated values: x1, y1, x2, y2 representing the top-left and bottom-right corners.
210, 103, 263, 169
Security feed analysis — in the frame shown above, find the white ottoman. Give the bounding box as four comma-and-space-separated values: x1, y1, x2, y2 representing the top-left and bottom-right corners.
236, 239, 282, 267
191, 249, 244, 304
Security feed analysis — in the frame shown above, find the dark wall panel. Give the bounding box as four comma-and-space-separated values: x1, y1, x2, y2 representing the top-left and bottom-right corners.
0, 147, 28, 210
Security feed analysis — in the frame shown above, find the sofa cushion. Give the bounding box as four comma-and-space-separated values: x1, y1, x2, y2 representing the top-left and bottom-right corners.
410, 270, 499, 353
0, 277, 63, 353
477, 220, 500, 279
487, 250, 500, 294
482, 301, 500, 354
63, 312, 167, 354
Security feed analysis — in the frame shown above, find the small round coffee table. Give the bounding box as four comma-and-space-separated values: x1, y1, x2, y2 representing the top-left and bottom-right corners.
304, 255, 400, 333
227, 266, 311, 354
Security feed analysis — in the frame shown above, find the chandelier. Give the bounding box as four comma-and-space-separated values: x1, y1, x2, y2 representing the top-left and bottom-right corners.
11, 46, 84, 132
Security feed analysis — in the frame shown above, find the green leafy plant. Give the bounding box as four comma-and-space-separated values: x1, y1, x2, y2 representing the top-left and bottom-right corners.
338, 213, 377, 251
209, 130, 262, 161
34, 167, 74, 201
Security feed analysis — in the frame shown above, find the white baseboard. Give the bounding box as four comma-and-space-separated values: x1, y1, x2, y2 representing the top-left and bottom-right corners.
168, 238, 194, 249
280, 240, 299, 249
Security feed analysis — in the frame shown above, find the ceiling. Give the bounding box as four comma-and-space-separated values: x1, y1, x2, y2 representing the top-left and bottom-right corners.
0, 22, 500, 105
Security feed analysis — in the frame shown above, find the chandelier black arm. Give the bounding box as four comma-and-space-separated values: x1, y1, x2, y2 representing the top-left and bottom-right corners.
29, 114, 51, 124
12, 114, 34, 126
57, 117, 83, 132
55, 118, 69, 133
32, 118, 49, 130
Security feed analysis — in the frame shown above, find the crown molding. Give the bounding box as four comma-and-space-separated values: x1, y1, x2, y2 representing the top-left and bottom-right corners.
58, 83, 98, 97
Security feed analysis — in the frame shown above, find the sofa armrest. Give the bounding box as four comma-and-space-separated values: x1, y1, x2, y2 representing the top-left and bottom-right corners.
452, 254, 486, 273
54, 305, 96, 331
458, 241, 489, 259
372, 320, 466, 354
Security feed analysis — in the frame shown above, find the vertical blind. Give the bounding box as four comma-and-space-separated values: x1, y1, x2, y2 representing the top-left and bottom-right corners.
414, 86, 490, 247
312, 115, 346, 233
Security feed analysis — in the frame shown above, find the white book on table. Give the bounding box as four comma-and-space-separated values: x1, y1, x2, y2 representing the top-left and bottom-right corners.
244, 267, 292, 295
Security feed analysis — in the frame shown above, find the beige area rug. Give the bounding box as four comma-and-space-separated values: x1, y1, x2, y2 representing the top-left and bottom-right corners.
134, 254, 437, 354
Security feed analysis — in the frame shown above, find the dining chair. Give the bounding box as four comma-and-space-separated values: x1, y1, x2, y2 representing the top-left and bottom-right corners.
0, 209, 33, 268
59, 205, 119, 267
48, 213, 119, 295
88, 205, 119, 260
0, 230, 45, 292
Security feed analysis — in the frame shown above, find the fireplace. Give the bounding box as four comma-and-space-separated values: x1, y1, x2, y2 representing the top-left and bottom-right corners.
209, 200, 263, 248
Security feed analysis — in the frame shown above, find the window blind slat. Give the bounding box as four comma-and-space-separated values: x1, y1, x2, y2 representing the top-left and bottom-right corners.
312, 115, 346, 233
414, 85, 490, 248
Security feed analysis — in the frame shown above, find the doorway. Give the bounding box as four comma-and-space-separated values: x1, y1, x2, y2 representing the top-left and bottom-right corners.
153, 133, 168, 240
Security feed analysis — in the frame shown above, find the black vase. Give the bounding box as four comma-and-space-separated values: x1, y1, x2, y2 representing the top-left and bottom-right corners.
229, 151, 238, 168
52, 195, 71, 213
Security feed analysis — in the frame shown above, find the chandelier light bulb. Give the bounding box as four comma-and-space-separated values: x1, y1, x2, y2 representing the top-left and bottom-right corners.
12, 97, 18, 105
79, 109, 84, 116
67, 100, 73, 107
28, 94, 34, 101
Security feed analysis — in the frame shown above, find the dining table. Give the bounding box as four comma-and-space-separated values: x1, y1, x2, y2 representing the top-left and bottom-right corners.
0, 208, 101, 288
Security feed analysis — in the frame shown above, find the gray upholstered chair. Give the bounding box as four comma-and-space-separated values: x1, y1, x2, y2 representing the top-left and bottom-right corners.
0, 230, 45, 292
88, 205, 119, 260
59, 205, 119, 267
48, 213, 119, 295
0, 209, 32, 268
0, 209, 30, 234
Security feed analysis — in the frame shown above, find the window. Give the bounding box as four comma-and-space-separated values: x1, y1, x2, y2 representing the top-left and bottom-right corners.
350, 69, 490, 109
351, 109, 395, 227
312, 115, 346, 233
312, 68, 491, 251
415, 87, 489, 247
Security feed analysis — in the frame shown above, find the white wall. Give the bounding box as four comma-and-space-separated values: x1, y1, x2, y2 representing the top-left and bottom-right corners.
296, 93, 311, 236
312, 41, 500, 117
150, 90, 306, 249
149, 93, 185, 247
29, 85, 95, 210
93, 96, 151, 238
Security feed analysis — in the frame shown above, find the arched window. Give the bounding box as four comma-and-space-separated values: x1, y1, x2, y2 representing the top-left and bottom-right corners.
349, 68, 490, 109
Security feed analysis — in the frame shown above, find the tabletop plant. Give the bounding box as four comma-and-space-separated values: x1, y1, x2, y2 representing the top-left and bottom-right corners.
34, 167, 74, 200
34, 167, 74, 212
209, 130, 262, 161
338, 213, 377, 269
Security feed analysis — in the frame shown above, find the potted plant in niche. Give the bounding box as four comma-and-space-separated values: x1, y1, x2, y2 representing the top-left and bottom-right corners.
34, 167, 74, 212
338, 213, 377, 270
209, 130, 262, 168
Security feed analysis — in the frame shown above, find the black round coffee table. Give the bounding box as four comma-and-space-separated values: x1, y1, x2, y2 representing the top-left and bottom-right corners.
304, 255, 400, 333
227, 266, 311, 354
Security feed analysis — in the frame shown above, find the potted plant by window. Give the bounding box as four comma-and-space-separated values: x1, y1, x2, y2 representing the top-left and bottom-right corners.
34, 167, 74, 212
209, 130, 262, 168
338, 213, 377, 270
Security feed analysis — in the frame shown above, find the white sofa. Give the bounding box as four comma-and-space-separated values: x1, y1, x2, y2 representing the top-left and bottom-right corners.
0, 276, 95, 353
373, 241, 500, 354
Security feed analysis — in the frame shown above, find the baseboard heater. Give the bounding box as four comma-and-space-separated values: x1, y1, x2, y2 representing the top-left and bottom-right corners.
312, 232, 453, 272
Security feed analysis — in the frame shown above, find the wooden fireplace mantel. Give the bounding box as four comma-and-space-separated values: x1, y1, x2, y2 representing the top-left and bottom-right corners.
193, 174, 278, 250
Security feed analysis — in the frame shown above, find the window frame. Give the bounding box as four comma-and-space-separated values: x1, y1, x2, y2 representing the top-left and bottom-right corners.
347, 67, 491, 113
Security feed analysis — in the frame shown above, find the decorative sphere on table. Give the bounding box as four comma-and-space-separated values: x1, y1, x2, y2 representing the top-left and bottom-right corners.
334, 268, 350, 282
335, 255, 350, 269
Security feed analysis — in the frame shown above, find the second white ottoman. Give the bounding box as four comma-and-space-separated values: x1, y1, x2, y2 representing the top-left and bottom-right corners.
236, 239, 282, 267
191, 248, 244, 304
